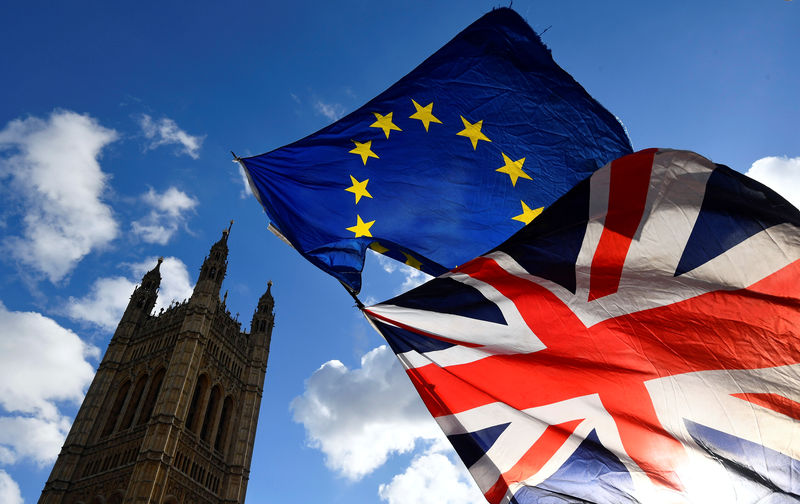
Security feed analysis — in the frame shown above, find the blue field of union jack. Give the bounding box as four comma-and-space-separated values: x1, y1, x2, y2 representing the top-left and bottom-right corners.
365, 149, 800, 503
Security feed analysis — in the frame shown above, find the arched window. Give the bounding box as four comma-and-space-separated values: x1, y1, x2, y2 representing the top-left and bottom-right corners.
102, 380, 131, 436
209, 267, 217, 280
120, 374, 148, 430
200, 385, 222, 442
214, 396, 234, 452
137, 368, 166, 425
185, 374, 209, 433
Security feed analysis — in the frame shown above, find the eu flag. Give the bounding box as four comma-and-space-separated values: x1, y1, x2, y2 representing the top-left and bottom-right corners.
240, 8, 632, 293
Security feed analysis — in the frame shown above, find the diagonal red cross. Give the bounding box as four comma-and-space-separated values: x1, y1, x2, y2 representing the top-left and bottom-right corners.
380, 152, 800, 501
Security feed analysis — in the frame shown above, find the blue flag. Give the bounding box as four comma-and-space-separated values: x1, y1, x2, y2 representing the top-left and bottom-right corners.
241, 8, 632, 293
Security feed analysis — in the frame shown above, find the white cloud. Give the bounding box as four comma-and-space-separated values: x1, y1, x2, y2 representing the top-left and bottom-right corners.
0, 301, 99, 419
291, 345, 441, 481
313, 100, 346, 121
745, 156, 800, 210
66, 256, 194, 330
378, 450, 485, 504
0, 470, 23, 504
131, 187, 198, 244
138, 114, 204, 159
400, 268, 432, 292
0, 301, 99, 467
132, 256, 194, 311
372, 252, 433, 294
66, 276, 135, 330
0, 110, 119, 282
0, 415, 72, 466
237, 163, 254, 199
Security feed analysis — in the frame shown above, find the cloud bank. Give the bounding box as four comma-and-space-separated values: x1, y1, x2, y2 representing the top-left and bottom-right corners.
0, 301, 99, 466
291, 345, 441, 480
378, 449, 485, 504
292, 344, 485, 501
0, 111, 119, 282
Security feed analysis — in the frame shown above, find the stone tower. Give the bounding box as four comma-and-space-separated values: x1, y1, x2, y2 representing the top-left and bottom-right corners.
39, 226, 274, 504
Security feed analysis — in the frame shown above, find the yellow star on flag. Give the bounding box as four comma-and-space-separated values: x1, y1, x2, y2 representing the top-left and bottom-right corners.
349, 140, 379, 165
370, 112, 402, 139
346, 215, 375, 237
456, 116, 491, 149
409, 99, 442, 131
345, 175, 372, 204
401, 251, 423, 270
369, 241, 389, 254
496, 153, 532, 186
512, 201, 543, 225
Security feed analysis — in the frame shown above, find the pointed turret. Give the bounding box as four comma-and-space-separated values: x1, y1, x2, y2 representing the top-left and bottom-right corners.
190, 222, 232, 306
116, 257, 162, 332
250, 280, 274, 369
251, 281, 274, 334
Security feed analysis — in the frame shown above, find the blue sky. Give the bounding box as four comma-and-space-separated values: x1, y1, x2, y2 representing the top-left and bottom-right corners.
0, 1, 798, 503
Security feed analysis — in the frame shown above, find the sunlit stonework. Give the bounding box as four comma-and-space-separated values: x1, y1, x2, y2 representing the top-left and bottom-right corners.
39, 225, 274, 504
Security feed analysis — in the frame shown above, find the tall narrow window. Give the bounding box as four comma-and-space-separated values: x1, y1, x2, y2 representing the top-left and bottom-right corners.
214, 396, 233, 452
137, 368, 166, 425
102, 380, 130, 437
120, 375, 148, 429
185, 374, 209, 433
200, 385, 221, 442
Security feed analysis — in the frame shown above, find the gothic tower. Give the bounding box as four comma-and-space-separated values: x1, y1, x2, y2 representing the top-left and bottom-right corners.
39, 226, 274, 504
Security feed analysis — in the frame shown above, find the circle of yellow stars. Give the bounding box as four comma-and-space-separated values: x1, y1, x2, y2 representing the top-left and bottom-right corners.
343, 98, 545, 269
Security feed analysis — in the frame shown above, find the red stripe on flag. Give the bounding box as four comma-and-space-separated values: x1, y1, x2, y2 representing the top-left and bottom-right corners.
588, 149, 656, 301
484, 419, 584, 504
404, 362, 498, 418
732, 392, 800, 421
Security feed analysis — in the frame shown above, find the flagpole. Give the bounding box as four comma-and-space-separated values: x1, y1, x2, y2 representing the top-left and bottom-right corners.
340, 281, 364, 309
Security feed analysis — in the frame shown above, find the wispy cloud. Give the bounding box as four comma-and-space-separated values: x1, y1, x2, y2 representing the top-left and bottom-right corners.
138, 114, 204, 159
0, 110, 119, 283
373, 253, 433, 294
745, 155, 800, 209
313, 100, 346, 121
131, 187, 198, 244
237, 163, 255, 199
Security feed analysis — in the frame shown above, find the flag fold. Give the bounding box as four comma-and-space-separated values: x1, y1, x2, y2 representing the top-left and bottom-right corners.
365, 149, 800, 504
241, 8, 632, 292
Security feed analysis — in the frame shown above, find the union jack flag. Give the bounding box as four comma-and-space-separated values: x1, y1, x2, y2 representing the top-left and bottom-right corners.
364, 149, 800, 503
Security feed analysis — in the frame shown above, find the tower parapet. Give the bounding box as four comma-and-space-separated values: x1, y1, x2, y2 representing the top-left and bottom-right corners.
39, 225, 274, 504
